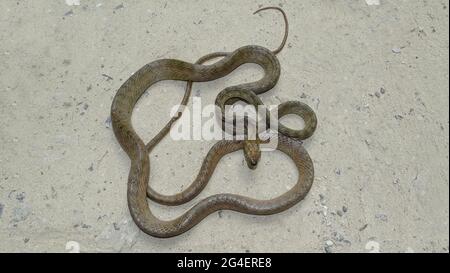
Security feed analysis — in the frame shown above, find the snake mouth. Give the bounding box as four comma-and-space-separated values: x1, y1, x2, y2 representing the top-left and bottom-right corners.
247, 160, 258, 170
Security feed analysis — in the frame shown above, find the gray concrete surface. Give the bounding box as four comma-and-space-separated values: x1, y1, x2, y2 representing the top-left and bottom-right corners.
0, 0, 448, 253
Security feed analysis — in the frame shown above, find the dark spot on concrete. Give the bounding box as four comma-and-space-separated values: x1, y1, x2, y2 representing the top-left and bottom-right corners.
64, 10, 74, 17
359, 224, 368, 231
83, 103, 89, 110
113, 222, 120, 231
88, 164, 94, 172
0, 203, 4, 218
24, 238, 29, 243
319, 194, 326, 204
101, 74, 114, 81
63, 102, 72, 108
63, 59, 71, 65
395, 115, 404, 120
51, 186, 57, 199
342, 206, 348, 213
114, 4, 124, 10
16, 192, 26, 202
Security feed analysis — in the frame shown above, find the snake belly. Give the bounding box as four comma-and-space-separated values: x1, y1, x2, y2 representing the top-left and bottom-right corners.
111, 45, 315, 238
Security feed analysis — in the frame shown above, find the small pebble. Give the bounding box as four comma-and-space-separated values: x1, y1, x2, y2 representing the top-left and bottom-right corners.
392, 47, 402, 54
342, 206, 348, 213
105, 116, 112, 128
375, 213, 388, 222
113, 222, 120, 231
359, 224, 368, 231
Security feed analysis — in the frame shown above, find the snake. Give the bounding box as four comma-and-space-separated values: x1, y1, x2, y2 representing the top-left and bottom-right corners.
111, 7, 318, 238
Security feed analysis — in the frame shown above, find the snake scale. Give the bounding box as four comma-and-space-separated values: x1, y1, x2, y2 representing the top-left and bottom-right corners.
111, 7, 318, 238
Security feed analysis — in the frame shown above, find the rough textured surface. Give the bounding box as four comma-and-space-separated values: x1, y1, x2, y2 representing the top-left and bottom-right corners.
0, 0, 448, 253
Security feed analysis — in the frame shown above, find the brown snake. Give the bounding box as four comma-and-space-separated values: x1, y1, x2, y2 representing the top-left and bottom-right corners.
111, 7, 317, 238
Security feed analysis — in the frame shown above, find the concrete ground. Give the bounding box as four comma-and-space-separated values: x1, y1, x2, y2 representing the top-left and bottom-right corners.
0, 0, 448, 253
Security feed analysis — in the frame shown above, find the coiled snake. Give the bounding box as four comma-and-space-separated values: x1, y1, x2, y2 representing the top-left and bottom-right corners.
111, 7, 317, 238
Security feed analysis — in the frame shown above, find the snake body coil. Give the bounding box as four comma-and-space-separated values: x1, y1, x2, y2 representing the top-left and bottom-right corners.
111, 8, 317, 238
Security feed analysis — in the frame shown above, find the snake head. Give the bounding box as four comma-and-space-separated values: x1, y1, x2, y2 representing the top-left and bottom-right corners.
243, 140, 261, 170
